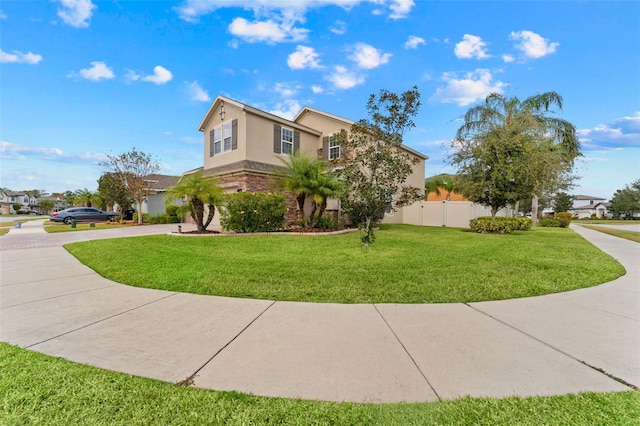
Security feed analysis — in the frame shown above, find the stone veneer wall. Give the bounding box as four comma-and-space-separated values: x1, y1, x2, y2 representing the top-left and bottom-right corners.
220, 172, 300, 226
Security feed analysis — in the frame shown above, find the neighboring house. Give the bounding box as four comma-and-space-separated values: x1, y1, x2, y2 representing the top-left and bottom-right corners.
195, 95, 427, 225
0, 189, 10, 214
570, 195, 611, 219
140, 174, 181, 215
2, 191, 38, 214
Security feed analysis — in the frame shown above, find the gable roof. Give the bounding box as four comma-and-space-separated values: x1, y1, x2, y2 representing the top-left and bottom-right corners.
198, 95, 321, 136
573, 194, 606, 201
143, 174, 180, 190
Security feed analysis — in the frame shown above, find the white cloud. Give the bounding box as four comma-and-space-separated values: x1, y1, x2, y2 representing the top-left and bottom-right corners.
430, 69, 506, 106
311, 85, 324, 94
57, 0, 96, 28
578, 112, 640, 150
330, 20, 346, 35
350, 43, 391, 69
502, 54, 514, 63
326, 65, 365, 89
228, 16, 308, 43
70, 61, 115, 81
404, 35, 425, 50
389, 0, 415, 19
142, 65, 173, 85
0, 49, 43, 64
269, 99, 303, 120
288, 45, 322, 69
0, 11, 7, 20
174, 1, 413, 24
0, 141, 105, 163
274, 82, 301, 98
454, 34, 490, 59
510, 30, 558, 59
187, 81, 211, 102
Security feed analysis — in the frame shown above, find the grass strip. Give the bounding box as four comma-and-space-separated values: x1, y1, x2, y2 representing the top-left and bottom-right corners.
1, 343, 638, 425
64, 224, 625, 304
45, 222, 133, 233
581, 225, 640, 243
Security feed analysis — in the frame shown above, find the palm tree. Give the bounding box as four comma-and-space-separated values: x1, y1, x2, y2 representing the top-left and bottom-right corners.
308, 171, 343, 227
425, 175, 458, 201
456, 92, 580, 225
164, 172, 223, 233
277, 153, 322, 226
74, 188, 95, 207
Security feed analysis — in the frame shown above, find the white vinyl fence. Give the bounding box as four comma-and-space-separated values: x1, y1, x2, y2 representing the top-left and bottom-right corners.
401, 201, 512, 228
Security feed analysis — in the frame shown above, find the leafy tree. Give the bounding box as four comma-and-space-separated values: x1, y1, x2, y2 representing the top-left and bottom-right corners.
74, 188, 95, 207
453, 92, 580, 225
276, 153, 342, 227
164, 172, 223, 233
62, 190, 76, 208
97, 172, 133, 212
101, 148, 160, 225
610, 179, 640, 218
451, 126, 532, 219
553, 192, 574, 213
38, 199, 55, 214
335, 86, 424, 245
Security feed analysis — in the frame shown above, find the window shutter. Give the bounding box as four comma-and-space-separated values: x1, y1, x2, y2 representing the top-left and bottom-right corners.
322, 136, 329, 160
231, 119, 238, 150
273, 124, 281, 154
293, 130, 300, 153
209, 129, 215, 156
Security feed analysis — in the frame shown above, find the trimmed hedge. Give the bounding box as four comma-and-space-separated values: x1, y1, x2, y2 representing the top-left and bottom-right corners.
540, 218, 561, 227
554, 212, 572, 228
220, 192, 286, 233
469, 216, 533, 234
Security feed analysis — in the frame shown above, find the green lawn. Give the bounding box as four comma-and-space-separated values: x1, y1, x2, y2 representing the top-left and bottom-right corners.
64, 224, 625, 303
1, 343, 638, 426
581, 225, 640, 243
45, 221, 133, 233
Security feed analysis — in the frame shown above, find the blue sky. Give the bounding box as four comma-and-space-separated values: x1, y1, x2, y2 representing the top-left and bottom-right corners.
1, 0, 639, 200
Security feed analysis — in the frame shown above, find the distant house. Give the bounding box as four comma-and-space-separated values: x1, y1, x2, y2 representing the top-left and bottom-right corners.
140, 174, 181, 216
192, 95, 427, 225
2, 191, 38, 214
570, 195, 611, 219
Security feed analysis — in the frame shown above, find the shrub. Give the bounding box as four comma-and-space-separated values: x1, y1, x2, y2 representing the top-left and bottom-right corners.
469, 216, 532, 234
316, 215, 344, 231
132, 212, 150, 223
166, 205, 180, 217
554, 212, 572, 228
147, 213, 180, 224
219, 192, 286, 233
540, 218, 561, 227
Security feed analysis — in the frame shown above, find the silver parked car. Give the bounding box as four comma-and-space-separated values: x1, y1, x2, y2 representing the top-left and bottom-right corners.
50, 207, 118, 224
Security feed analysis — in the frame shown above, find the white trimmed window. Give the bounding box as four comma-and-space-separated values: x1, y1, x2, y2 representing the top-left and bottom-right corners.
282, 128, 293, 154
212, 120, 233, 155
329, 136, 341, 160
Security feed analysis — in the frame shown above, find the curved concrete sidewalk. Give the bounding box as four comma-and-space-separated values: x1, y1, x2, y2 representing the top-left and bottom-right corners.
0, 222, 638, 403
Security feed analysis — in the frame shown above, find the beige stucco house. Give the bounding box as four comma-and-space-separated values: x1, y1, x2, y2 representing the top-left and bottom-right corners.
193, 95, 427, 226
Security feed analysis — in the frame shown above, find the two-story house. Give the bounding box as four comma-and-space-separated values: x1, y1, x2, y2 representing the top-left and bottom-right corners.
194, 95, 427, 226
570, 194, 611, 219
2, 191, 38, 214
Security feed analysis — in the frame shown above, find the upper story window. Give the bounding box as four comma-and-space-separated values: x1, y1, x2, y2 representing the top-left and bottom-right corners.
328, 136, 341, 160
210, 119, 237, 157
281, 128, 293, 155
23, 196, 29, 203
273, 124, 298, 154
